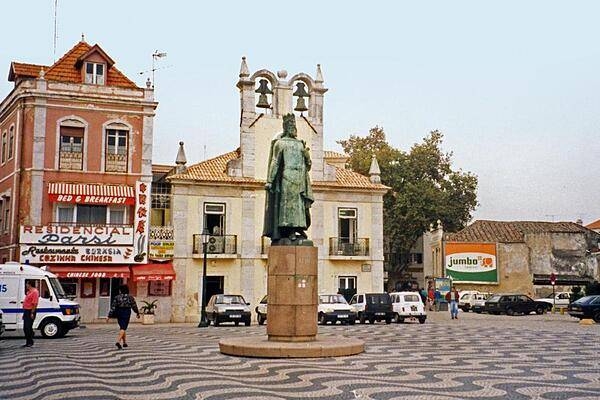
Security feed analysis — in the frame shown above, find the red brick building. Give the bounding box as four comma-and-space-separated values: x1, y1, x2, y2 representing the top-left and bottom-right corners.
0, 40, 174, 321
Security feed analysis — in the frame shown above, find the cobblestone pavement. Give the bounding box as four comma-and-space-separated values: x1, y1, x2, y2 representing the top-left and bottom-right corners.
1, 311, 599, 400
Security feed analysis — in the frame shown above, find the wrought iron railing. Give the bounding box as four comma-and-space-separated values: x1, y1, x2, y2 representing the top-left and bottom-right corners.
192, 234, 237, 255
329, 237, 370, 256
150, 225, 174, 240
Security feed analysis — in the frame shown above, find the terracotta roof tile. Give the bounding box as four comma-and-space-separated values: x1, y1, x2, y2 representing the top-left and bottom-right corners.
9, 41, 137, 88
168, 149, 388, 190
585, 218, 600, 230
324, 151, 348, 159
448, 220, 593, 243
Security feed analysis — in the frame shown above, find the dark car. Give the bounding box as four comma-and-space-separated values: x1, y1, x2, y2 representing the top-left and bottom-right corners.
349, 293, 394, 324
485, 294, 549, 316
206, 294, 252, 326
568, 295, 600, 322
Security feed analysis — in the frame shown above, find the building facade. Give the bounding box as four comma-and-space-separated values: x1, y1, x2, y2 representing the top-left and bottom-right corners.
166, 60, 388, 322
0, 40, 174, 322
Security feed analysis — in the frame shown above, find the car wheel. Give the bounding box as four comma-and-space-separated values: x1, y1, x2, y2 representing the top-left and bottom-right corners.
234, 321, 239, 326
359, 313, 366, 324
594, 312, 600, 323
349, 319, 355, 325
40, 319, 62, 339
257, 314, 265, 325
397, 317, 405, 324
475, 310, 482, 314
535, 306, 545, 315
506, 307, 514, 316
418, 317, 426, 324
385, 318, 391, 324
245, 318, 251, 326
318, 313, 327, 325
369, 318, 375, 324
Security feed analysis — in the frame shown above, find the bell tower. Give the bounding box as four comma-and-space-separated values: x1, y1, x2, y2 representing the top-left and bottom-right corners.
236, 58, 328, 181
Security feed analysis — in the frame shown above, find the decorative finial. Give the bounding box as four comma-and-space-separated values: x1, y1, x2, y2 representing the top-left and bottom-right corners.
146, 77, 152, 89
81, 33, 85, 42
315, 64, 324, 83
277, 70, 288, 79
38, 68, 45, 79
239, 56, 249, 78
369, 154, 381, 184
175, 141, 187, 173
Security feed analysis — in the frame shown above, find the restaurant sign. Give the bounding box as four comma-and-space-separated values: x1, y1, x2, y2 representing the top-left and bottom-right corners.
20, 245, 136, 264
444, 242, 498, 284
149, 240, 175, 260
20, 225, 134, 246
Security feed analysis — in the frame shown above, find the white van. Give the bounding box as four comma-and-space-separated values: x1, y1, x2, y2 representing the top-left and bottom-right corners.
0, 263, 80, 338
389, 292, 427, 324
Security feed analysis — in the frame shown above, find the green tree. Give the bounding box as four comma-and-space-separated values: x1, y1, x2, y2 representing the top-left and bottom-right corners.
338, 128, 478, 290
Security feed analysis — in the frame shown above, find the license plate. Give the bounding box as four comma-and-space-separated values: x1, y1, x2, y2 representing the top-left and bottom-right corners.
230, 314, 241, 318
338, 314, 348, 318
375, 312, 385, 316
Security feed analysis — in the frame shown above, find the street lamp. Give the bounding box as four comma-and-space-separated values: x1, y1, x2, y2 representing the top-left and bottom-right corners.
197, 228, 210, 327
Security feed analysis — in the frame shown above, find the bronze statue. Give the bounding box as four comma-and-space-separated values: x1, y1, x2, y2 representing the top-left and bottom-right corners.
263, 114, 314, 244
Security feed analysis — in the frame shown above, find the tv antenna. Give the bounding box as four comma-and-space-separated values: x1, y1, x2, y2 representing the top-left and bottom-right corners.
139, 51, 168, 89
53, 0, 59, 61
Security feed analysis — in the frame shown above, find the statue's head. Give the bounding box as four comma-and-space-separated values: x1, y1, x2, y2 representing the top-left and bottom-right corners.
282, 113, 297, 138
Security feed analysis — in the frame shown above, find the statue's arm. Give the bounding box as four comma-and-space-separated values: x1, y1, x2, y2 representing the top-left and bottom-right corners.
303, 142, 312, 171
265, 141, 282, 190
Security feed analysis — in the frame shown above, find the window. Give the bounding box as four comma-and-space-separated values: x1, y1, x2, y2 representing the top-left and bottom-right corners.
204, 203, 225, 235
338, 276, 357, 302
2, 196, 9, 232
60, 278, 78, 297
105, 128, 128, 172
80, 278, 96, 298
148, 281, 171, 296
151, 181, 171, 226
85, 62, 105, 85
109, 206, 126, 225
338, 208, 357, 244
77, 205, 107, 225
8, 126, 14, 160
57, 205, 75, 223
1, 131, 6, 164
59, 125, 84, 170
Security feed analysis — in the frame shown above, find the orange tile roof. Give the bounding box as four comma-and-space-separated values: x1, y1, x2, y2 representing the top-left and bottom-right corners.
586, 218, 600, 230
8, 41, 137, 88
448, 220, 595, 243
324, 151, 348, 159
168, 149, 388, 190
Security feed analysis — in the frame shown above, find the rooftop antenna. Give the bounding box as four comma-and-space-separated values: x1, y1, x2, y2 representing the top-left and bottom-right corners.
151, 50, 167, 88
53, 0, 59, 61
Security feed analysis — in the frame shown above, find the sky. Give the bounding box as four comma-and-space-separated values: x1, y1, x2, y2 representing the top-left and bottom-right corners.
1, 1, 599, 224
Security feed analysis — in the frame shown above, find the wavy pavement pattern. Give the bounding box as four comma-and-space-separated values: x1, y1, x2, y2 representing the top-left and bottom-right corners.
0, 321, 599, 400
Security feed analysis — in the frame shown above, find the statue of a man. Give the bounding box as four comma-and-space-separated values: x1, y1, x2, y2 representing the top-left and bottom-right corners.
263, 114, 314, 244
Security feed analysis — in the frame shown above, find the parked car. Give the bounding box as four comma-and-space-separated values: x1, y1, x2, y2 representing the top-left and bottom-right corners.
349, 293, 394, 324
206, 294, 251, 326
536, 291, 571, 308
389, 291, 426, 324
459, 291, 492, 312
318, 294, 356, 325
567, 295, 600, 322
471, 293, 493, 313
255, 295, 267, 325
485, 294, 549, 316
0, 309, 4, 337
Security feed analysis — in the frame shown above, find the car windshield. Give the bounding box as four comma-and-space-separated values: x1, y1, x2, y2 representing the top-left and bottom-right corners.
216, 295, 246, 305
460, 293, 470, 300
573, 296, 597, 305
319, 294, 347, 304
487, 295, 501, 302
404, 294, 420, 302
48, 277, 67, 299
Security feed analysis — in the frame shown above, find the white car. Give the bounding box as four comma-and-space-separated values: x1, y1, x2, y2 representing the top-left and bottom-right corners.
255, 295, 267, 325
470, 293, 492, 313
459, 291, 492, 312
536, 292, 571, 308
389, 291, 427, 324
206, 294, 251, 326
318, 294, 356, 325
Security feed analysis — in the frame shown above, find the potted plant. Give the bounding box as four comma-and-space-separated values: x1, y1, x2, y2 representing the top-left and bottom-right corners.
140, 300, 158, 325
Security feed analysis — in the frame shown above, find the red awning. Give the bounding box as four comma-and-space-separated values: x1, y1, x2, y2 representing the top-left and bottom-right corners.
48, 183, 135, 205
48, 265, 130, 279
131, 263, 176, 282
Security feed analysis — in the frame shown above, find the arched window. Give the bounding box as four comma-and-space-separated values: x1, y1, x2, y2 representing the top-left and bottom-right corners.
104, 122, 130, 173
58, 118, 86, 170
7, 125, 14, 160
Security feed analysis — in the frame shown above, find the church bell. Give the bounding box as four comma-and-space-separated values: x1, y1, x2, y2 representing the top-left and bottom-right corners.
255, 79, 273, 109
293, 82, 309, 112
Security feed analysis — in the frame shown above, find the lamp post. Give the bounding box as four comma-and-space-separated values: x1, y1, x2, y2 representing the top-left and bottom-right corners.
197, 228, 210, 327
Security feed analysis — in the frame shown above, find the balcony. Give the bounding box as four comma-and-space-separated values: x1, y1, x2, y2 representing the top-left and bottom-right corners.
149, 225, 174, 240
105, 153, 127, 172
192, 234, 237, 257
59, 151, 83, 170
329, 238, 370, 258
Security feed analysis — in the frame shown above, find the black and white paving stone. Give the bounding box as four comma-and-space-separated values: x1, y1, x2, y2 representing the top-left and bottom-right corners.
0, 312, 598, 400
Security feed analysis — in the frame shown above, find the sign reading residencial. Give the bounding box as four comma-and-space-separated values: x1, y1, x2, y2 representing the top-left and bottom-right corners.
20, 245, 135, 263
444, 242, 498, 284
20, 225, 134, 246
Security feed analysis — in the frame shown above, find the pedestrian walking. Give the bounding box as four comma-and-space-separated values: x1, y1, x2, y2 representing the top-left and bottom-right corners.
22, 280, 39, 347
109, 285, 140, 350
445, 286, 460, 319
427, 284, 435, 311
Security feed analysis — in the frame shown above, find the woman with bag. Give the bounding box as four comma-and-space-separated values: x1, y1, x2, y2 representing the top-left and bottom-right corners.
109, 285, 140, 350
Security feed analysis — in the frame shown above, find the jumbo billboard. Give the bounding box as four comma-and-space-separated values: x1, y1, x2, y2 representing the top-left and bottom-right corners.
444, 242, 498, 284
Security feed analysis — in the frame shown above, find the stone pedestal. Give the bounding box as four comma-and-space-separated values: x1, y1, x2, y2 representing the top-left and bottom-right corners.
219, 245, 364, 358
267, 245, 317, 342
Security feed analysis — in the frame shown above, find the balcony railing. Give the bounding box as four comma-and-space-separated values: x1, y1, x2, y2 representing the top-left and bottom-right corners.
329, 237, 370, 257
193, 234, 237, 255
150, 225, 174, 240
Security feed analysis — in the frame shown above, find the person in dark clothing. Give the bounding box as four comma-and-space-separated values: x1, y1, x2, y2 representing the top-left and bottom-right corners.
109, 285, 139, 350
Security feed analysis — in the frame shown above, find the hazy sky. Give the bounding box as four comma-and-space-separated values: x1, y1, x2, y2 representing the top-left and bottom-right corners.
2, 1, 599, 224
